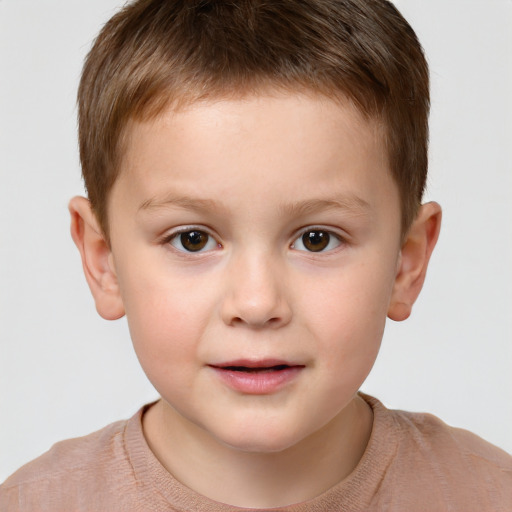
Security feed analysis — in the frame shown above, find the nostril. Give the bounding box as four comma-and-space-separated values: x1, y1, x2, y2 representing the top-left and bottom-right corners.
220, 276, 292, 328
229, 315, 285, 329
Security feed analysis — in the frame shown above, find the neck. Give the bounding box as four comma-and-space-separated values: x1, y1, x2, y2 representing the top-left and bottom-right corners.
143, 395, 373, 508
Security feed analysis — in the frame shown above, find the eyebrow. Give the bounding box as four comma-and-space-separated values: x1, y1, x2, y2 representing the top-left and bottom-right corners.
138, 192, 371, 217
138, 193, 225, 214
278, 196, 372, 218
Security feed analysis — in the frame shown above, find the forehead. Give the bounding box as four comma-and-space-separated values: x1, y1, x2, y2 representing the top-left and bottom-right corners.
123, 89, 386, 157
112, 92, 396, 225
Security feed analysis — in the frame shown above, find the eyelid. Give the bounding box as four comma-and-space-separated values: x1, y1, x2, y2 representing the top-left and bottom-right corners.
290, 226, 347, 253
162, 225, 221, 253
160, 224, 348, 254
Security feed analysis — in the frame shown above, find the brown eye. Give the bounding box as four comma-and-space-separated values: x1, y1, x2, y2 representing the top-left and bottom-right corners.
180, 231, 209, 251
292, 229, 342, 253
169, 230, 218, 253
302, 230, 330, 252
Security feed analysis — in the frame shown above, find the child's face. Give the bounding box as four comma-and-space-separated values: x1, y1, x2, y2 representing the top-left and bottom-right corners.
107, 92, 402, 452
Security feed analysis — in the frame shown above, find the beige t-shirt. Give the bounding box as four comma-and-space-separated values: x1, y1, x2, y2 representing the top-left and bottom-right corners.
1, 394, 511, 511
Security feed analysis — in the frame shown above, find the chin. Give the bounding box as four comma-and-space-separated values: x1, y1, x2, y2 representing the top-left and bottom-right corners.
214, 421, 308, 454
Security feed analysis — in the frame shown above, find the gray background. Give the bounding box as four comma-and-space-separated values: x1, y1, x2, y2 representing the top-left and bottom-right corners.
1, 0, 511, 481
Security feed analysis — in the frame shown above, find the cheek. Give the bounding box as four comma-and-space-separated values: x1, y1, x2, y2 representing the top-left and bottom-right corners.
119, 266, 217, 367
300, 262, 393, 369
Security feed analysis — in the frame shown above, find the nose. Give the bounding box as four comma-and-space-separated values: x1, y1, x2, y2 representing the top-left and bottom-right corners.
220, 250, 292, 329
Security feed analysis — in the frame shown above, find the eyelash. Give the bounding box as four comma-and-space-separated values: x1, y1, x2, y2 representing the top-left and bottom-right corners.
162, 227, 220, 254
291, 228, 345, 253
162, 227, 346, 254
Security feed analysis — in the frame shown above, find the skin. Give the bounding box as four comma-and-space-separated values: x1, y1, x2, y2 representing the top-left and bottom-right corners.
69, 92, 441, 508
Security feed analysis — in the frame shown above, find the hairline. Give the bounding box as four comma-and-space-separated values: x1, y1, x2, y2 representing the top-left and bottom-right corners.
102, 82, 397, 243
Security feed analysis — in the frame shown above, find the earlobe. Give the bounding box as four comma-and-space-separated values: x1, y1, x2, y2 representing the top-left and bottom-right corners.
388, 202, 442, 321
68, 196, 125, 320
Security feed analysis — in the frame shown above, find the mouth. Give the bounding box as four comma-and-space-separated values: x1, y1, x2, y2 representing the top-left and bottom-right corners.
208, 360, 305, 394
210, 359, 304, 371
219, 364, 292, 373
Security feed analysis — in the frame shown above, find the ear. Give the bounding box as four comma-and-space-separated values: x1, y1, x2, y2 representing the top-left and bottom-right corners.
388, 202, 442, 321
68, 196, 125, 320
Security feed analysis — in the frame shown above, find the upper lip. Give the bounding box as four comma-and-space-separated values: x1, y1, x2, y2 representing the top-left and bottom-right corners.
209, 359, 305, 369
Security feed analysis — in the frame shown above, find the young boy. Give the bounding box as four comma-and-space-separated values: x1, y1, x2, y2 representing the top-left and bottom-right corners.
1, 0, 511, 510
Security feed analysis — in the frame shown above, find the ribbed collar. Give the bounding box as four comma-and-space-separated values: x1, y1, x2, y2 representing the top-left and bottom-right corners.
124, 393, 398, 511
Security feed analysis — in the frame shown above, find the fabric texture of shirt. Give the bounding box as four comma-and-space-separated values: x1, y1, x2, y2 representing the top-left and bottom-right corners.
1, 394, 511, 511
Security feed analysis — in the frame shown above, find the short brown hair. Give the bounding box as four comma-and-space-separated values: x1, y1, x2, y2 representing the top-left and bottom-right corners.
78, 0, 429, 238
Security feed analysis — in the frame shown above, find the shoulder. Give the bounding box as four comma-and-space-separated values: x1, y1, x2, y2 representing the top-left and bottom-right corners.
366, 395, 512, 511
391, 406, 512, 470
2, 417, 128, 487
0, 414, 137, 511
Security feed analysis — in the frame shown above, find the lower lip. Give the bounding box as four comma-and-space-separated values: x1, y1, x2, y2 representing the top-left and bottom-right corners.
209, 366, 304, 394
